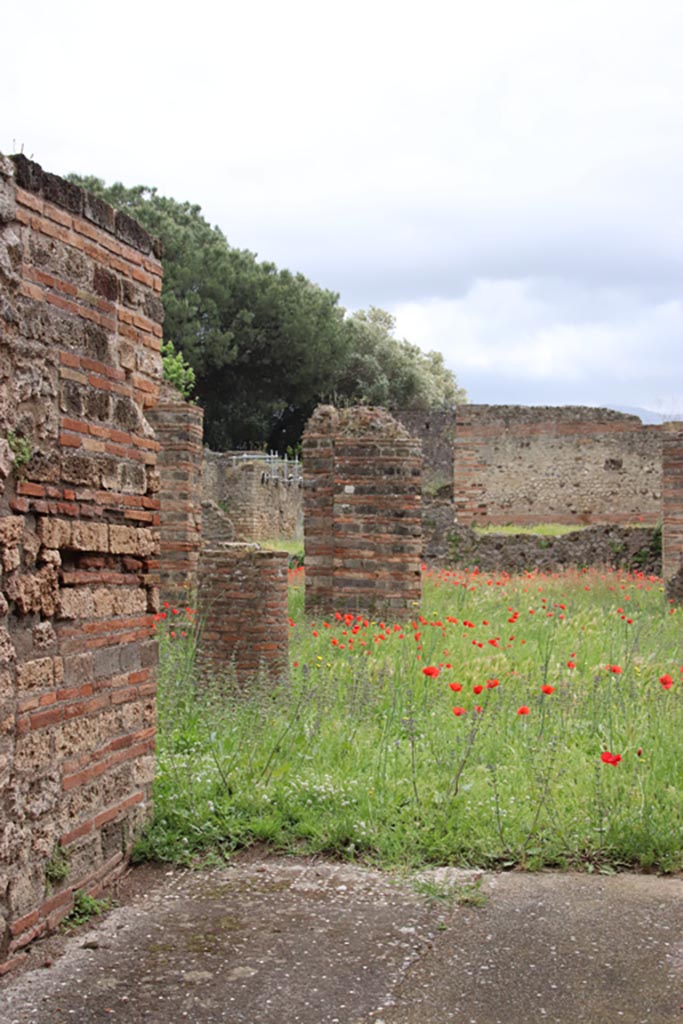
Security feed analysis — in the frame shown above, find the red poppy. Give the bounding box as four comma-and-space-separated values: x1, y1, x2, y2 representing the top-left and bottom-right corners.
452, 706, 467, 716
567, 661, 576, 670
601, 751, 622, 766
607, 665, 623, 675
486, 678, 500, 689
659, 674, 674, 690
422, 666, 440, 678
449, 682, 463, 692
636, 747, 643, 757
517, 705, 530, 716
541, 685, 555, 695
473, 684, 484, 695
474, 705, 483, 713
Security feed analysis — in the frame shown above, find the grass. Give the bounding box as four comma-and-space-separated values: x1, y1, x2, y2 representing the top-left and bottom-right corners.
259, 537, 305, 566
136, 565, 683, 875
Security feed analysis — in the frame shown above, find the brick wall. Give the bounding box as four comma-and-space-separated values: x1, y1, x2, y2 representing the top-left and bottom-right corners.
662, 422, 683, 601
0, 156, 161, 971
202, 451, 302, 541
454, 405, 661, 526
198, 546, 289, 681
147, 391, 203, 601
303, 406, 422, 615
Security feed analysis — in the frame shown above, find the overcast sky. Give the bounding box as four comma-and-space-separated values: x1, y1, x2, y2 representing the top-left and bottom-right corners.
4, 0, 683, 416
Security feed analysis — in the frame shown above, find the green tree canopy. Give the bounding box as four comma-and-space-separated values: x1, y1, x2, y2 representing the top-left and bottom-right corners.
68, 175, 466, 450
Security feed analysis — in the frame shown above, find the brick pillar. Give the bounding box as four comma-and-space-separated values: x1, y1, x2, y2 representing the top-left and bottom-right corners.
198, 545, 289, 681
303, 406, 422, 615
0, 155, 161, 968
662, 422, 683, 602
148, 394, 204, 602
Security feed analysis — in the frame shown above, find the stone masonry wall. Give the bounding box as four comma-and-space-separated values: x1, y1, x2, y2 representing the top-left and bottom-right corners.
303, 406, 422, 615
394, 409, 455, 495
662, 422, 683, 602
147, 391, 203, 601
198, 546, 289, 682
202, 451, 302, 541
0, 156, 162, 971
454, 405, 661, 526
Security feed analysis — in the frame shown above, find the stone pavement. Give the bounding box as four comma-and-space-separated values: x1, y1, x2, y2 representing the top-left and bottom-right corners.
1, 857, 683, 1023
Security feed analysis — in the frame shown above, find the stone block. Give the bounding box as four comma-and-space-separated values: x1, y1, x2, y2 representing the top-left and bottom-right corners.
71, 521, 108, 553
16, 657, 54, 691
37, 518, 72, 551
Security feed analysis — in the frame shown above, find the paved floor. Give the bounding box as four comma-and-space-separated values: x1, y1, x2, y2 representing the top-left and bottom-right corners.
2, 858, 683, 1023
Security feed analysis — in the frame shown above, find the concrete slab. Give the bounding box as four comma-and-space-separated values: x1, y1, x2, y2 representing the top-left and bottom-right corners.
1, 858, 683, 1023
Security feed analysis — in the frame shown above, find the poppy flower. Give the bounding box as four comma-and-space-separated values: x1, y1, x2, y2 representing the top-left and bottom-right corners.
601, 751, 622, 766
423, 666, 440, 678
486, 678, 500, 689
659, 674, 674, 690
449, 682, 463, 692
606, 665, 623, 675
473, 684, 484, 695
474, 705, 483, 713
567, 661, 576, 670
452, 706, 467, 716
517, 705, 530, 716
541, 685, 555, 695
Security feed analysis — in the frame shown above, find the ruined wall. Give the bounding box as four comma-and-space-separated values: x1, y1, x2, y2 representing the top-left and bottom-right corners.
303, 406, 422, 615
0, 156, 161, 971
662, 422, 683, 601
426, 522, 662, 576
198, 545, 289, 681
202, 451, 302, 541
147, 391, 203, 601
454, 405, 661, 526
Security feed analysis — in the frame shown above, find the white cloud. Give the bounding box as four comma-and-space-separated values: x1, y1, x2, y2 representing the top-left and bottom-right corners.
392, 280, 683, 409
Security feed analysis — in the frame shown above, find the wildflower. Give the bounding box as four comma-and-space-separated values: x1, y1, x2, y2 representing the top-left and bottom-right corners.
422, 666, 440, 678
607, 664, 623, 675
473, 684, 484, 695
541, 685, 555, 695
452, 706, 467, 716
600, 751, 622, 766
486, 678, 500, 689
659, 674, 674, 690
567, 661, 576, 669
517, 705, 530, 716
474, 705, 483, 713
449, 682, 463, 692
637, 747, 643, 757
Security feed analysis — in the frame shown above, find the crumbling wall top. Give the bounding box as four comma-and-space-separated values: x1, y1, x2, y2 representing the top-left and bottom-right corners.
305, 404, 415, 440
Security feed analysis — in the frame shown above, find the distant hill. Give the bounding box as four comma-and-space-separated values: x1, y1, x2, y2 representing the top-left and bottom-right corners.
605, 405, 683, 425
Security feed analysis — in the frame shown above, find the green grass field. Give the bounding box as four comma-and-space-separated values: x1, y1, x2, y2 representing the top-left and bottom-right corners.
137, 564, 683, 874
